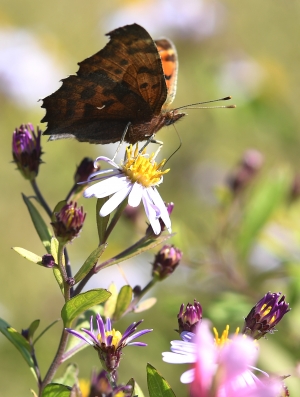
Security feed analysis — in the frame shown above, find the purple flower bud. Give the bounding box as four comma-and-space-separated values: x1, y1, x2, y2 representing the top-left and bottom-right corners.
12, 124, 42, 180
41, 254, 56, 268
227, 149, 263, 193
242, 292, 290, 339
152, 244, 182, 280
51, 201, 86, 243
177, 300, 202, 334
74, 157, 100, 184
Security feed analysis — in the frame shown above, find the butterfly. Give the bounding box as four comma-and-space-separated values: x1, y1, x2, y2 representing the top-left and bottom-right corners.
41, 23, 185, 145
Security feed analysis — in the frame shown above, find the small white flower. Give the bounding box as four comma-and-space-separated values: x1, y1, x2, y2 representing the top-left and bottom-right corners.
84, 145, 172, 235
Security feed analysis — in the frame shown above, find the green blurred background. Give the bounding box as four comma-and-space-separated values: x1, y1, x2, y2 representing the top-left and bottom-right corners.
1, 0, 300, 395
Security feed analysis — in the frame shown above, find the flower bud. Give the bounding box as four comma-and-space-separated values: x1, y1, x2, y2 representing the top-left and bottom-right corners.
242, 292, 290, 339
12, 124, 42, 180
74, 157, 99, 184
177, 300, 202, 334
152, 244, 182, 280
227, 149, 263, 193
41, 254, 56, 268
51, 201, 86, 243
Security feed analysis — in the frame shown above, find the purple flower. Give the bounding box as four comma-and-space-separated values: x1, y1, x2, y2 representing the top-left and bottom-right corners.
51, 201, 86, 243
66, 313, 152, 375
152, 245, 182, 280
83, 145, 171, 235
177, 300, 202, 334
243, 292, 290, 339
12, 123, 42, 180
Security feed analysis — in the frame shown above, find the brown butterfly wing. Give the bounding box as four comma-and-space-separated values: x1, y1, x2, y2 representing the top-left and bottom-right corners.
41, 24, 168, 144
155, 38, 178, 108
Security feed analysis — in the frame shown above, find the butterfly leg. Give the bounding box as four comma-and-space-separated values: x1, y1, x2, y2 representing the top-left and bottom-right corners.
112, 122, 131, 161
139, 136, 164, 153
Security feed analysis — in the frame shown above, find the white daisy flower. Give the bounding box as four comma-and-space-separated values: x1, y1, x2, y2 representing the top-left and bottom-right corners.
84, 145, 172, 235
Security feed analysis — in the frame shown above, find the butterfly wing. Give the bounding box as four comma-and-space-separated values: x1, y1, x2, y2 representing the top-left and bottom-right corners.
41, 24, 168, 144
155, 38, 178, 108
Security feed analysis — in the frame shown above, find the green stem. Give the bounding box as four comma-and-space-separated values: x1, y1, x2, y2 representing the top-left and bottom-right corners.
73, 234, 151, 296
58, 243, 71, 301
31, 179, 52, 218
38, 329, 70, 396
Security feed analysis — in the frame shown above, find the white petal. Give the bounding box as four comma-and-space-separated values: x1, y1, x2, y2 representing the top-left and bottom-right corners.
94, 156, 119, 168
142, 192, 161, 234
148, 187, 172, 232
84, 175, 128, 198
180, 369, 195, 384
100, 184, 132, 216
162, 352, 195, 364
128, 182, 143, 207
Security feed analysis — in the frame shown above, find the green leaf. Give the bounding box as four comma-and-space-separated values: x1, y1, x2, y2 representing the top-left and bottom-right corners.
104, 283, 118, 319
98, 233, 173, 270
12, 247, 43, 265
96, 197, 110, 244
54, 363, 79, 388
74, 244, 107, 284
22, 194, 52, 253
42, 383, 71, 397
0, 318, 37, 381
50, 237, 59, 262
61, 289, 111, 327
147, 363, 176, 397
237, 168, 292, 259
28, 319, 40, 339
127, 378, 145, 397
134, 298, 157, 313
113, 285, 133, 321
50, 237, 64, 295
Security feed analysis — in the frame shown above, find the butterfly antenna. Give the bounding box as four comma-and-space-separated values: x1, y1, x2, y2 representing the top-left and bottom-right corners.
112, 122, 131, 161
163, 124, 182, 169
174, 96, 236, 111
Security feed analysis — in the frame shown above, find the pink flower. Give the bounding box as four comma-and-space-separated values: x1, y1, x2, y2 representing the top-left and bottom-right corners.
163, 320, 283, 397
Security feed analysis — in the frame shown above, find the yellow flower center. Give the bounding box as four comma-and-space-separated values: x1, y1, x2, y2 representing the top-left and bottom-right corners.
121, 145, 170, 188
260, 304, 276, 324
78, 379, 90, 397
97, 329, 123, 347
213, 325, 240, 348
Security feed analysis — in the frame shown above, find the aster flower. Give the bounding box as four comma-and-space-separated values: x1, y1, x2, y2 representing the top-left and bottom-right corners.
242, 292, 290, 340
162, 320, 282, 397
177, 300, 202, 334
51, 201, 86, 243
12, 123, 42, 180
83, 145, 171, 235
66, 313, 152, 376
152, 245, 182, 280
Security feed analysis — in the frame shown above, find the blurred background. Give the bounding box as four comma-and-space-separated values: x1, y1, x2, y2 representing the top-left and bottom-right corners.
1, 0, 300, 395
